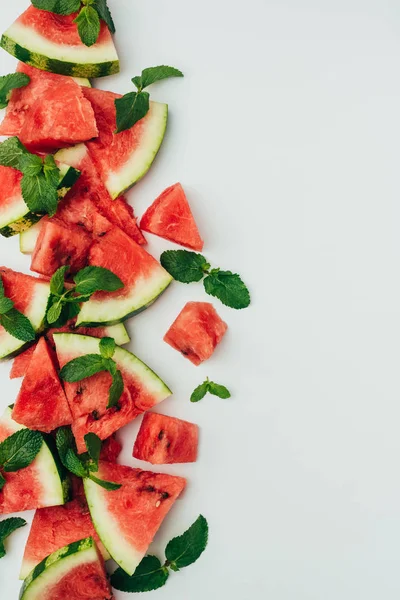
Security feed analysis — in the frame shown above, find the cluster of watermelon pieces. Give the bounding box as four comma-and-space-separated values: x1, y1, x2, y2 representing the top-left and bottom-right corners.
0, 3, 234, 598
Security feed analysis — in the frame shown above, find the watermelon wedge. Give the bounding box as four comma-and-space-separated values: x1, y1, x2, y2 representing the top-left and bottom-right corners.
12, 337, 72, 433
76, 227, 172, 327
141, 183, 204, 251
1, 6, 119, 78
133, 412, 199, 465
164, 301, 228, 365
53, 333, 172, 453
20, 537, 113, 600
84, 461, 186, 575
0, 407, 68, 515
9, 344, 36, 379
0, 267, 50, 360
20, 499, 109, 580
83, 88, 168, 199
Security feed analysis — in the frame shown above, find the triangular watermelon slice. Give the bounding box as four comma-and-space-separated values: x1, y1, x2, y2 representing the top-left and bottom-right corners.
0, 267, 50, 360
76, 226, 172, 327
11, 337, 72, 433
84, 461, 186, 575
83, 88, 168, 199
53, 333, 172, 453
0, 63, 90, 140
1, 6, 119, 78
141, 183, 204, 251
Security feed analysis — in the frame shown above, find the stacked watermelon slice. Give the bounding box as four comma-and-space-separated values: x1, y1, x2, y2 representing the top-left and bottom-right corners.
0, 2, 227, 598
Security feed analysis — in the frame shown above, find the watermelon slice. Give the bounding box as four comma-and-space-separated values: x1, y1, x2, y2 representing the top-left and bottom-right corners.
54, 144, 146, 245
12, 337, 72, 433
20, 499, 109, 580
20, 537, 113, 600
84, 461, 186, 575
141, 183, 204, 251
133, 412, 199, 465
30, 218, 92, 277
1, 6, 119, 78
76, 227, 172, 327
164, 301, 228, 365
0, 63, 90, 140
0, 407, 68, 515
9, 344, 36, 379
53, 333, 172, 453
83, 88, 168, 199
0, 267, 50, 359
0, 161, 80, 238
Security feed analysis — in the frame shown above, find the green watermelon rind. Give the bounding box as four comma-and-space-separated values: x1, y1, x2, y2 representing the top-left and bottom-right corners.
19, 537, 99, 599
1, 33, 119, 79
0, 164, 80, 238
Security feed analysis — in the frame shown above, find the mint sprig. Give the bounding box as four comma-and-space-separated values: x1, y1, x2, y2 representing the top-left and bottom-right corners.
111, 515, 208, 593
31, 0, 115, 46
0, 275, 36, 342
115, 65, 184, 133
0, 73, 30, 109
0, 429, 43, 479
59, 336, 124, 409
191, 377, 231, 402
0, 518, 27, 559
46, 265, 124, 327
160, 250, 251, 310
55, 427, 121, 491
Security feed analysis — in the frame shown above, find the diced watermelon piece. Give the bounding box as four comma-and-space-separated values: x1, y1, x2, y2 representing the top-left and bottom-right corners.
141, 183, 204, 251
53, 334, 171, 453
83, 88, 167, 199
83, 461, 186, 575
12, 337, 72, 433
133, 412, 199, 464
20, 498, 109, 580
100, 434, 122, 463
9, 344, 36, 379
164, 301, 228, 365
0, 63, 90, 139
31, 218, 92, 277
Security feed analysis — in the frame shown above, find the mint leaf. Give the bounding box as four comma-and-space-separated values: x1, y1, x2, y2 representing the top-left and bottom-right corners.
31, 0, 81, 15
115, 91, 150, 134
0, 517, 27, 559
160, 250, 210, 283
84, 433, 102, 469
64, 448, 87, 478
74, 266, 123, 295
0, 308, 36, 342
0, 137, 27, 170
190, 381, 209, 403
140, 66, 184, 90
0, 429, 43, 472
99, 337, 115, 359
165, 515, 208, 570
94, 0, 115, 33
19, 153, 43, 177
55, 427, 76, 464
74, 5, 100, 47
111, 556, 169, 592
21, 171, 59, 216
0, 297, 14, 315
107, 369, 123, 409
204, 270, 250, 309
60, 354, 107, 382
0, 473, 5, 491
89, 475, 122, 491
0, 73, 30, 109
50, 265, 69, 296
46, 301, 63, 325
43, 155, 60, 188
208, 381, 231, 399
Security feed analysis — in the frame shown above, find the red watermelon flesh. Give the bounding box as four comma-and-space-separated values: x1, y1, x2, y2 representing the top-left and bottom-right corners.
133, 412, 199, 465
0, 165, 23, 215
84, 462, 186, 575
164, 301, 228, 365
20, 498, 109, 580
141, 183, 204, 251
9, 343, 36, 379
31, 218, 92, 277
0, 63, 89, 139
100, 434, 122, 463
12, 337, 72, 433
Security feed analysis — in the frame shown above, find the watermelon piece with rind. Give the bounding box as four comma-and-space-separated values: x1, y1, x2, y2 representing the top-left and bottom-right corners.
84, 461, 186, 575
141, 183, 204, 251
1, 6, 119, 78
9, 344, 36, 379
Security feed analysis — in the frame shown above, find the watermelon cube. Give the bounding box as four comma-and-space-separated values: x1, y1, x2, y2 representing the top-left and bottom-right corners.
164, 301, 228, 365
12, 337, 72, 433
133, 412, 199, 464
141, 183, 204, 251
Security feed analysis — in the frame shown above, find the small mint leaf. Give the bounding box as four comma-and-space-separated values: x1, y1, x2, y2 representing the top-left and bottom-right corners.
140, 65, 184, 89
94, 0, 115, 33
99, 337, 116, 359
160, 250, 209, 283
46, 301, 63, 325
0, 73, 30, 109
0, 517, 27, 559
107, 369, 124, 409
84, 433, 102, 470
115, 91, 150, 134
74, 5, 101, 47
0, 297, 14, 315
43, 155, 60, 188
50, 265, 69, 296
0, 429, 43, 472
19, 154, 42, 177
64, 448, 88, 478
21, 171, 59, 216
111, 556, 169, 592
207, 382, 231, 399
0, 308, 36, 342
74, 266, 124, 295
59, 354, 107, 382
190, 381, 209, 403
31, 0, 81, 15
0, 137, 28, 170
165, 515, 208, 569
89, 475, 122, 491
203, 270, 250, 309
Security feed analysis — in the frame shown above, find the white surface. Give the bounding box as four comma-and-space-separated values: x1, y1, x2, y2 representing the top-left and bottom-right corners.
1, 0, 400, 598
